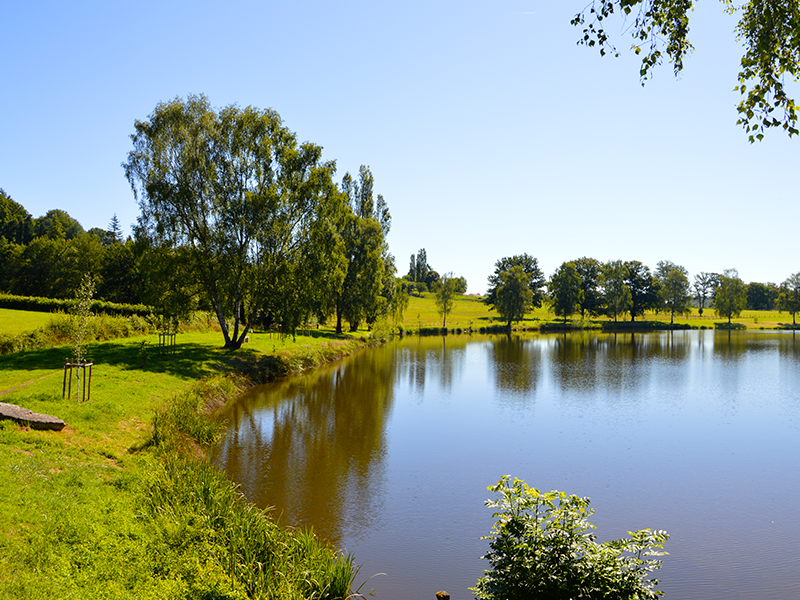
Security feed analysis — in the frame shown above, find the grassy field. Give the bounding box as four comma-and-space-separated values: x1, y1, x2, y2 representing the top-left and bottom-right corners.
0, 307, 60, 336
0, 322, 371, 600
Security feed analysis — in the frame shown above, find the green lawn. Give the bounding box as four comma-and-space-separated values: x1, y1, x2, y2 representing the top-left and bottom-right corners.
0, 307, 60, 336
0, 324, 368, 599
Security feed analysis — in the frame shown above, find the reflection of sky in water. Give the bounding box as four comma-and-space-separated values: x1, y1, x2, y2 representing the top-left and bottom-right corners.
214, 331, 800, 600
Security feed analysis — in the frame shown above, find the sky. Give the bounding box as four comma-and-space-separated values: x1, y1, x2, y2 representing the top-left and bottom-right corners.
2, 0, 797, 294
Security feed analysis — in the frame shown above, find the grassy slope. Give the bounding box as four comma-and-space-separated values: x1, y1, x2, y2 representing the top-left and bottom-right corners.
0, 307, 59, 336
0, 324, 368, 600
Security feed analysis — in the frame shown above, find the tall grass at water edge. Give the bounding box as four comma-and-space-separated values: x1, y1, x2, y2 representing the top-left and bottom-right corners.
0, 369, 360, 600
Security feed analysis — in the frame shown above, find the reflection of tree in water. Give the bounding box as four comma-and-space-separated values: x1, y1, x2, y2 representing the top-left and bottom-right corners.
396, 335, 470, 395
549, 332, 690, 394
489, 334, 541, 398
214, 345, 398, 545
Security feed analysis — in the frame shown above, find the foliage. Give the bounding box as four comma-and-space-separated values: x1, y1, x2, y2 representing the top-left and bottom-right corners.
33, 208, 85, 240
693, 272, 718, 317
571, 0, 800, 142
600, 260, 632, 322
408, 248, 430, 286
495, 265, 535, 327
485, 254, 546, 322
472, 475, 669, 600
69, 273, 96, 364
548, 262, 582, 324
715, 268, 748, 323
124, 94, 347, 348
746, 281, 779, 310
572, 257, 605, 318
0, 188, 34, 245
334, 166, 391, 333
434, 272, 459, 327
624, 261, 662, 322
777, 272, 800, 325
657, 261, 692, 324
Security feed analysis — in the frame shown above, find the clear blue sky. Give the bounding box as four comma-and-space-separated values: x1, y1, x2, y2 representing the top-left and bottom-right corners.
2, 1, 797, 294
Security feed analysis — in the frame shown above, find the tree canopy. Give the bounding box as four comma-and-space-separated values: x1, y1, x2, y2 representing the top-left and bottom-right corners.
572, 0, 800, 142
714, 268, 748, 323
124, 94, 348, 347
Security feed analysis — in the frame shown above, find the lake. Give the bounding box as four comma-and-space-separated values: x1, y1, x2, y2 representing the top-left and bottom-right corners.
213, 331, 800, 600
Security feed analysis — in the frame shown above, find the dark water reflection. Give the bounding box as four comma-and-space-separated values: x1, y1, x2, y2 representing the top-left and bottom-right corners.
214, 331, 800, 600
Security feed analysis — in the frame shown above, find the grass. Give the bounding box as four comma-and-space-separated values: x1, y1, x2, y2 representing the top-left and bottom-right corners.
0, 307, 59, 335
0, 320, 370, 600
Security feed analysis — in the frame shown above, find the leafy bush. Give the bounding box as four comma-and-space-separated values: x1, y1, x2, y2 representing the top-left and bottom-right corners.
472, 476, 669, 600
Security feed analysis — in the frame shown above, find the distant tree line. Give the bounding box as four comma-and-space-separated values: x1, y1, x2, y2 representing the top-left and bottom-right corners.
483, 253, 800, 326
401, 247, 467, 297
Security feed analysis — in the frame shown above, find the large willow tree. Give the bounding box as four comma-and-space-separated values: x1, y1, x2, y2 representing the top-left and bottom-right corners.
124, 94, 346, 348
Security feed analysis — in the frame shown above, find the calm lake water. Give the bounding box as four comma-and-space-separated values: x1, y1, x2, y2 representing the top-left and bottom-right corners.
213, 331, 800, 600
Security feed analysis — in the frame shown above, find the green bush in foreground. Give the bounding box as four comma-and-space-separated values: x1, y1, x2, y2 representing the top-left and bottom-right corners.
472, 476, 669, 600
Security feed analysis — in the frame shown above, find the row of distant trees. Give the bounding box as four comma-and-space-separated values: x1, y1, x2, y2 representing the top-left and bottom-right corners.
1, 97, 406, 345
483, 255, 800, 327
402, 247, 466, 296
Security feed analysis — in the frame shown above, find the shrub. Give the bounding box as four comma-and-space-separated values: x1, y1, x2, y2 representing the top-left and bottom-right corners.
472, 475, 669, 600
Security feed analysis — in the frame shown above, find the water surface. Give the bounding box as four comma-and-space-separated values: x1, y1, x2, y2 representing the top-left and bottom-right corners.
214, 331, 800, 599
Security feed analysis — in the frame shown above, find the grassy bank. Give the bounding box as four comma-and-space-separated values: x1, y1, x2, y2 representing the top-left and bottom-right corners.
0, 325, 370, 600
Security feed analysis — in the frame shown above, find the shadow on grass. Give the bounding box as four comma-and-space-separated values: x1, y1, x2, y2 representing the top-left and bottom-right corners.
0, 339, 260, 382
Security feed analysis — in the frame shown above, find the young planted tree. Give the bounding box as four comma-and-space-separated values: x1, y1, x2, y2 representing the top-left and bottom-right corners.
714, 269, 748, 324
777, 273, 800, 326
548, 262, 582, 324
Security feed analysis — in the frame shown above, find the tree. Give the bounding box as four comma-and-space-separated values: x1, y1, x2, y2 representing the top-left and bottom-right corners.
777, 272, 800, 326
408, 248, 430, 286
572, 256, 605, 318
600, 260, 631, 322
435, 272, 458, 327
693, 272, 719, 317
714, 269, 748, 323
34, 209, 85, 240
572, 0, 800, 142
124, 94, 345, 348
658, 263, 691, 324
548, 262, 582, 324
624, 261, 661, 321
452, 276, 468, 294
494, 265, 534, 328
485, 254, 546, 314
334, 166, 390, 333
472, 475, 669, 600
0, 189, 34, 245
746, 281, 779, 310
